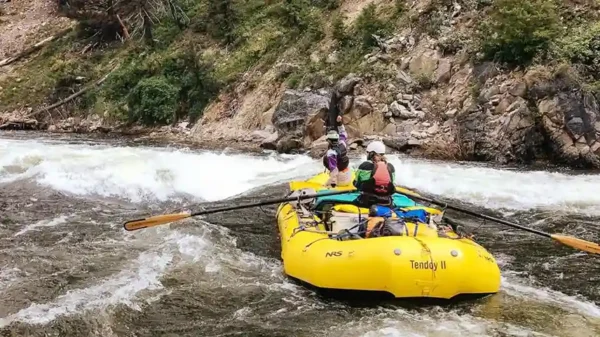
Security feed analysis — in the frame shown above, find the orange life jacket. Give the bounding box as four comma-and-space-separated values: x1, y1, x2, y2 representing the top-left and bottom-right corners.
372, 161, 393, 195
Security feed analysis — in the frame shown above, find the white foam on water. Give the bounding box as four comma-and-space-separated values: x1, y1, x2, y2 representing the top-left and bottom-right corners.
0, 268, 25, 293
0, 139, 317, 203
233, 307, 252, 320
0, 230, 214, 327
0, 219, 298, 328
13, 214, 71, 236
383, 156, 600, 215
327, 309, 553, 337
2, 138, 599, 214
0, 251, 172, 327
500, 275, 600, 318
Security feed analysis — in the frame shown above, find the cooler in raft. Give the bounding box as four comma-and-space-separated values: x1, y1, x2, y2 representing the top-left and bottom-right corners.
275, 171, 501, 300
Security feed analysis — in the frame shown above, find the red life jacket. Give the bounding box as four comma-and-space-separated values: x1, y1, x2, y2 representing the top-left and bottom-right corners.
372, 161, 393, 195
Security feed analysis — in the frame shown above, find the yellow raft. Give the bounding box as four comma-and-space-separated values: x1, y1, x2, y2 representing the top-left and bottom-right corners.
275, 172, 501, 300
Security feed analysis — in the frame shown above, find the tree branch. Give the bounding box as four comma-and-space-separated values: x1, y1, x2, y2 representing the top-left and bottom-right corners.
0, 27, 73, 68
24, 67, 116, 119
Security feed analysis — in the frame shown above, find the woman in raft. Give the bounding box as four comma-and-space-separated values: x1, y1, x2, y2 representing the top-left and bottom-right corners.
353, 140, 396, 208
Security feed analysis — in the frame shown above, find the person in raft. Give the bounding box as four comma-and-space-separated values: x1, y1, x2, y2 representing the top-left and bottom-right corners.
353, 140, 397, 207
324, 115, 352, 188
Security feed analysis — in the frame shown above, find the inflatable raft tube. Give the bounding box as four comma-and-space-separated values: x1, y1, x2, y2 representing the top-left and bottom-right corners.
275, 172, 501, 300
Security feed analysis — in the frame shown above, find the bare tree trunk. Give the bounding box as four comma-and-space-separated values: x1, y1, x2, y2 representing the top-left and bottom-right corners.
168, 0, 186, 30
116, 14, 130, 39
25, 70, 114, 119
142, 9, 154, 46
107, 0, 114, 16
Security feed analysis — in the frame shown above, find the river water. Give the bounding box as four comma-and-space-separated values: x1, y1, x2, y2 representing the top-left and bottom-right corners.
0, 132, 599, 337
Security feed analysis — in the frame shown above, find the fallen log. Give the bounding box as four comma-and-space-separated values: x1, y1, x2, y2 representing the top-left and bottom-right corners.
25, 70, 113, 119
116, 14, 130, 39
0, 118, 39, 130
0, 27, 74, 68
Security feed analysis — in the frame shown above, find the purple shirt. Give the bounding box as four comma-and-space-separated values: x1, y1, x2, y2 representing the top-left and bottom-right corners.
326, 125, 348, 171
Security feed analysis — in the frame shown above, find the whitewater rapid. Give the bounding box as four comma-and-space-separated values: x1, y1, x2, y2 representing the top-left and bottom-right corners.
1, 136, 599, 337
2, 138, 600, 214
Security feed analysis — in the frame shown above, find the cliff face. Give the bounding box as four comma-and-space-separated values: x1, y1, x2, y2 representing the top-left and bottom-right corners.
2, 0, 600, 169
190, 0, 600, 169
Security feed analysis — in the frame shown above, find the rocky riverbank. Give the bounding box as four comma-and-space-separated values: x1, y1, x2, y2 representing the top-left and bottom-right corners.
3, 60, 600, 169
2, 0, 600, 169
191, 49, 600, 168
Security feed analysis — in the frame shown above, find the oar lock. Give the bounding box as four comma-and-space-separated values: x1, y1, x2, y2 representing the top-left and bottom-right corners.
289, 188, 317, 208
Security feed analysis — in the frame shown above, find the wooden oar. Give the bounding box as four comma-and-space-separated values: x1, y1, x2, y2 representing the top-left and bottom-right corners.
397, 187, 600, 255
123, 189, 355, 231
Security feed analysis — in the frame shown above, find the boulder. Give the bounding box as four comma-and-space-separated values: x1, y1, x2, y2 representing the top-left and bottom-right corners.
396, 70, 413, 85
382, 123, 398, 135
253, 130, 278, 150
350, 95, 373, 119
382, 133, 423, 152
250, 130, 272, 141
271, 89, 330, 139
389, 101, 418, 119
535, 86, 600, 167
445, 109, 457, 118
336, 73, 362, 95
434, 58, 452, 84
457, 95, 541, 164
340, 95, 354, 114
455, 68, 600, 168
307, 136, 329, 158
306, 117, 325, 141
276, 135, 303, 154
383, 135, 409, 151
409, 49, 439, 79
509, 80, 527, 97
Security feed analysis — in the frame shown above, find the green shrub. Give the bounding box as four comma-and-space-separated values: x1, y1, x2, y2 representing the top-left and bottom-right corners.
556, 21, 600, 80
330, 3, 392, 51
103, 47, 220, 125
354, 3, 392, 51
127, 76, 180, 126
205, 0, 239, 44
270, 0, 324, 42
477, 0, 561, 65
415, 73, 433, 90
311, 0, 339, 10
331, 14, 349, 47
162, 51, 221, 122
394, 0, 407, 15
104, 62, 149, 103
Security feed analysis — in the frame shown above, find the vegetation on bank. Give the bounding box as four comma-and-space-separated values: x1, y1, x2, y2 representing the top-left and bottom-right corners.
1, 0, 600, 126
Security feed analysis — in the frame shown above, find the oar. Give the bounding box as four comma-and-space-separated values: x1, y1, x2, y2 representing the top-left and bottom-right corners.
123, 189, 355, 231
396, 187, 600, 255
289, 180, 420, 197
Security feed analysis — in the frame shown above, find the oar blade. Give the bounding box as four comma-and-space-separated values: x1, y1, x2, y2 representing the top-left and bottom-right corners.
551, 234, 600, 255
123, 212, 191, 231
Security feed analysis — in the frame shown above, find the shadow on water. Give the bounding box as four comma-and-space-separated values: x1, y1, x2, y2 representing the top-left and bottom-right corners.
289, 275, 498, 310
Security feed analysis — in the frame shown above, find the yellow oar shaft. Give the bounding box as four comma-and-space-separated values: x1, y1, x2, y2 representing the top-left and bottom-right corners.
123, 189, 356, 231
